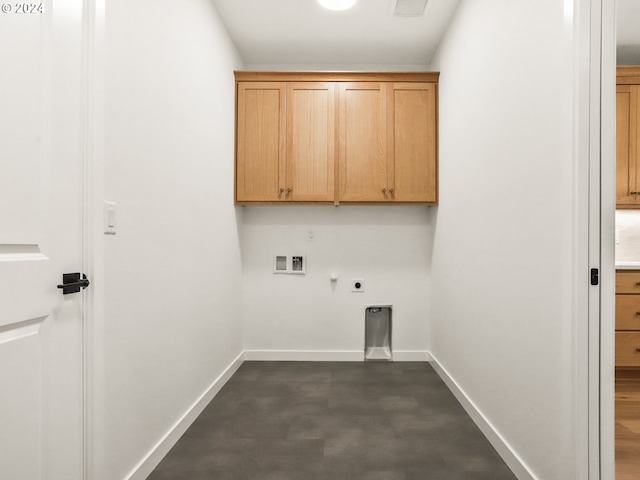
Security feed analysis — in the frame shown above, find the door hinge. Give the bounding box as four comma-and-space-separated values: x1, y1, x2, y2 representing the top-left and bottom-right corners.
590, 268, 599, 286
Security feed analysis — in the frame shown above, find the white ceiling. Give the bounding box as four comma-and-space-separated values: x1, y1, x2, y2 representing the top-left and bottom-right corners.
210, 0, 640, 68
209, 0, 460, 68
618, 0, 640, 65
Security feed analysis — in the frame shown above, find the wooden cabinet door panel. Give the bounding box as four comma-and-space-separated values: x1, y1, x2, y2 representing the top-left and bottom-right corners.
236, 82, 286, 202
388, 83, 437, 202
287, 83, 335, 202
616, 271, 640, 294
338, 83, 388, 202
616, 295, 640, 331
617, 85, 637, 205
616, 332, 640, 367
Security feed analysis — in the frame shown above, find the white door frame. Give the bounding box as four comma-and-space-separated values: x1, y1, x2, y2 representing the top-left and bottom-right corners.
574, 0, 616, 478
598, 0, 617, 478
81, 0, 105, 478
577, 0, 617, 478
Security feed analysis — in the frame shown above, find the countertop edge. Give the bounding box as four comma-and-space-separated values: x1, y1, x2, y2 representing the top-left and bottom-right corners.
616, 263, 640, 270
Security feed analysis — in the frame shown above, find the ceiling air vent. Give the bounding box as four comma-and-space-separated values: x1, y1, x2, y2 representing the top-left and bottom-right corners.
393, 0, 428, 17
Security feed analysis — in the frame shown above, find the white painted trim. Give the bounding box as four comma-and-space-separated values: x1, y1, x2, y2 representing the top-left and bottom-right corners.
599, 0, 617, 477
243, 350, 364, 361
586, 0, 604, 471
570, 0, 599, 478
243, 350, 431, 362
391, 351, 432, 362
126, 352, 245, 480
429, 354, 537, 480
82, 1, 105, 478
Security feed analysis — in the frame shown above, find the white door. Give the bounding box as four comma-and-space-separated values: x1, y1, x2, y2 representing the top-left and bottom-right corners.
0, 0, 87, 478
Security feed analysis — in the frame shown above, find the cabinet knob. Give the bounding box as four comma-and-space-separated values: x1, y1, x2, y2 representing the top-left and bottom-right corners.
287, 188, 292, 194
279, 188, 284, 194
635, 281, 640, 286
636, 348, 640, 353
636, 312, 640, 316
382, 188, 387, 194
389, 188, 395, 195
632, 192, 639, 195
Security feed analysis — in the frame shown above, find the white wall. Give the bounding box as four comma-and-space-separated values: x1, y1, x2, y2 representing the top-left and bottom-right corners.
241, 206, 431, 360
95, 1, 244, 478
429, 1, 576, 479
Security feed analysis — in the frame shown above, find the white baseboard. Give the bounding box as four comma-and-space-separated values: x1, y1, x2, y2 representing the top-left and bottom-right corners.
428, 353, 537, 480
243, 349, 431, 362
393, 350, 432, 361
243, 350, 363, 361
126, 351, 245, 480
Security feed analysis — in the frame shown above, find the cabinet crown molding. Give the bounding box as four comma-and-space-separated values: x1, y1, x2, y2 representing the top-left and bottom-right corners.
234, 71, 440, 83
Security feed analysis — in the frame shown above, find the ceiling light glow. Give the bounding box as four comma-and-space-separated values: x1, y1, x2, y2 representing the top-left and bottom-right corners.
317, 0, 357, 11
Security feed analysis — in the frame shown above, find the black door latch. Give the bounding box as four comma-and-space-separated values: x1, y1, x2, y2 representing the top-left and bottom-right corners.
590, 268, 599, 286
57, 273, 90, 294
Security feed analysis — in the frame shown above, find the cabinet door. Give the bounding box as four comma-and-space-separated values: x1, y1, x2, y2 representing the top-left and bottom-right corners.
388, 83, 437, 203
338, 82, 388, 202
236, 82, 286, 202
616, 85, 638, 206
616, 270, 640, 294
616, 295, 640, 331
286, 83, 335, 202
616, 332, 640, 367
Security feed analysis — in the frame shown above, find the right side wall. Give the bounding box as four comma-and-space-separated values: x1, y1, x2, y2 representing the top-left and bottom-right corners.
429, 1, 576, 479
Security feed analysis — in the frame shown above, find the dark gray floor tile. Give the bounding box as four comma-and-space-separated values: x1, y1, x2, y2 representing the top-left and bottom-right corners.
357, 472, 408, 480
247, 439, 325, 471
252, 472, 315, 480
406, 466, 516, 480
288, 412, 391, 441
148, 361, 517, 480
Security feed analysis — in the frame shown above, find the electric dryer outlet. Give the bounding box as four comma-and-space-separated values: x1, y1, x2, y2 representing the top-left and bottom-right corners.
351, 279, 365, 292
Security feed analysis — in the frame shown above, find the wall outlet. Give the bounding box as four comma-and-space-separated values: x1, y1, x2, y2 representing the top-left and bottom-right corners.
351, 278, 365, 292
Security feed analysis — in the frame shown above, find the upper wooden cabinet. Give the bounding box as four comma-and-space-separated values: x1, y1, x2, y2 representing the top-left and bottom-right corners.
234, 71, 439, 205
236, 82, 286, 202
617, 67, 640, 208
287, 82, 335, 202
388, 82, 437, 203
338, 82, 388, 202
236, 80, 335, 203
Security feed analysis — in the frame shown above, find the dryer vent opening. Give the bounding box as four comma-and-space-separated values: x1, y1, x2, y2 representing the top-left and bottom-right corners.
365, 306, 392, 361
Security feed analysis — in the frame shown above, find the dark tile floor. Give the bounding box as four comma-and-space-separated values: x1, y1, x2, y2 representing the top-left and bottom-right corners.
148, 362, 517, 480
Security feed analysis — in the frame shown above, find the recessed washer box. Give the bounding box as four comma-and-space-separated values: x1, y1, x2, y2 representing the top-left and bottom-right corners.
273, 255, 306, 274
273, 255, 288, 273
291, 255, 306, 274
